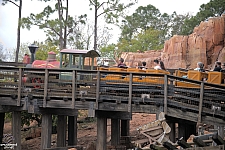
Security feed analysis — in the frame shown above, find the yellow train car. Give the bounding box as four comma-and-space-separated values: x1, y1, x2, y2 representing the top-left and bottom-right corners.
100, 67, 170, 84
100, 67, 225, 87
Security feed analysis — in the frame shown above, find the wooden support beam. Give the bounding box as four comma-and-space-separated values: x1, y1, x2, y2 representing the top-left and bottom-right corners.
68, 116, 77, 146
178, 122, 186, 140
96, 71, 100, 109
96, 117, 107, 150
178, 122, 196, 141
41, 114, 52, 150
17, 68, 22, 106
111, 119, 120, 146
43, 69, 49, 108
95, 110, 131, 120
121, 120, 130, 136
218, 126, 224, 139
164, 74, 168, 114
71, 70, 76, 109
198, 82, 204, 123
185, 123, 196, 140
168, 121, 176, 143
0, 113, 5, 150
128, 73, 132, 112
12, 111, 21, 150
57, 115, 67, 147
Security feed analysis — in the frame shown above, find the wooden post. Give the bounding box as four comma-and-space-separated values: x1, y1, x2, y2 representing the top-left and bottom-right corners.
41, 114, 52, 150
121, 120, 130, 136
12, 111, 21, 150
91, 57, 94, 70
185, 123, 196, 140
198, 82, 204, 123
218, 126, 224, 139
17, 68, 22, 106
57, 115, 67, 147
96, 71, 100, 109
168, 121, 176, 142
111, 119, 120, 145
68, 116, 77, 146
43, 69, 49, 108
178, 122, 186, 140
128, 73, 132, 112
72, 70, 77, 109
96, 117, 107, 150
0, 113, 5, 150
179, 122, 196, 141
164, 74, 168, 114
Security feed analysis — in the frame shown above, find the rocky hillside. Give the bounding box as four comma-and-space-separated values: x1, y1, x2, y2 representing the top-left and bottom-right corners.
121, 15, 225, 69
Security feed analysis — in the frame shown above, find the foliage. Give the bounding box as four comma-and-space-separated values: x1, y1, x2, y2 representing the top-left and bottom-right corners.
5, 112, 12, 120
16, 43, 30, 62
10, 42, 58, 62
89, 0, 137, 50
21, 0, 87, 50
120, 4, 161, 41
68, 20, 112, 50
100, 28, 163, 60
118, 28, 163, 52
120, 4, 192, 43
35, 42, 59, 60
100, 43, 117, 60
5, 112, 41, 127
21, 112, 41, 127
181, 0, 225, 35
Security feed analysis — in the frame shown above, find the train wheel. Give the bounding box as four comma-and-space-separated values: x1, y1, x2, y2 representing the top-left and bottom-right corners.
32, 78, 42, 88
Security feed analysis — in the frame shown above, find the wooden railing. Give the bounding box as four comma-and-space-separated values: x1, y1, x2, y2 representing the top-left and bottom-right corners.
0, 66, 225, 125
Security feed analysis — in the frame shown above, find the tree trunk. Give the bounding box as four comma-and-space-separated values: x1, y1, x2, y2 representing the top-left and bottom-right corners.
63, 0, 68, 49
15, 0, 22, 62
58, 0, 63, 50
94, 4, 98, 51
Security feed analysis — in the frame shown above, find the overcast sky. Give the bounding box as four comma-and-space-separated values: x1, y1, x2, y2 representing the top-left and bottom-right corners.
0, 0, 210, 49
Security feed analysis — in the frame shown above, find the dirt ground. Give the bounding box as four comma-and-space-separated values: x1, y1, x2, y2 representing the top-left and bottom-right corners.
3, 113, 156, 150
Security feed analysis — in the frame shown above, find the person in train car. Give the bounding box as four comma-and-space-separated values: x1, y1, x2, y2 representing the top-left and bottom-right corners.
117, 58, 126, 68
194, 62, 205, 72
141, 61, 147, 70
153, 59, 161, 70
221, 63, 225, 72
159, 61, 166, 70
213, 61, 222, 72
136, 61, 142, 69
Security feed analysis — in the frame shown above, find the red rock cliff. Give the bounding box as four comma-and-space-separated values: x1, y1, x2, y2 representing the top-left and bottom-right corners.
121, 15, 225, 69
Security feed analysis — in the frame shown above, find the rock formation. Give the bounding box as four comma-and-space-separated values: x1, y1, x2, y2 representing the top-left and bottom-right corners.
120, 15, 225, 69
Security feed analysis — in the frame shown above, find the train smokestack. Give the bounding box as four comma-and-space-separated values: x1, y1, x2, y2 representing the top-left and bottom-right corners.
28, 44, 39, 64
47, 51, 56, 61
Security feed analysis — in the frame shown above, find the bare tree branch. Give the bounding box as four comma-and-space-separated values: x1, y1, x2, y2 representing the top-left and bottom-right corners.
89, 0, 95, 6
97, 8, 120, 17
97, 2, 106, 10
5, 0, 19, 7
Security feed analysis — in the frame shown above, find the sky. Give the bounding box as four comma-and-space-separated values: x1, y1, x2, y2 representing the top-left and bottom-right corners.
0, 0, 210, 50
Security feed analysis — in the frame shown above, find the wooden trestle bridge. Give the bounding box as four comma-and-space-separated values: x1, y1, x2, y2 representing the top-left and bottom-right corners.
0, 66, 225, 150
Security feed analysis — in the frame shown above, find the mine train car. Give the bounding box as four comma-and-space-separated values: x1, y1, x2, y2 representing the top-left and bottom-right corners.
23, 49, 100, 87
98, 67, 225, 87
